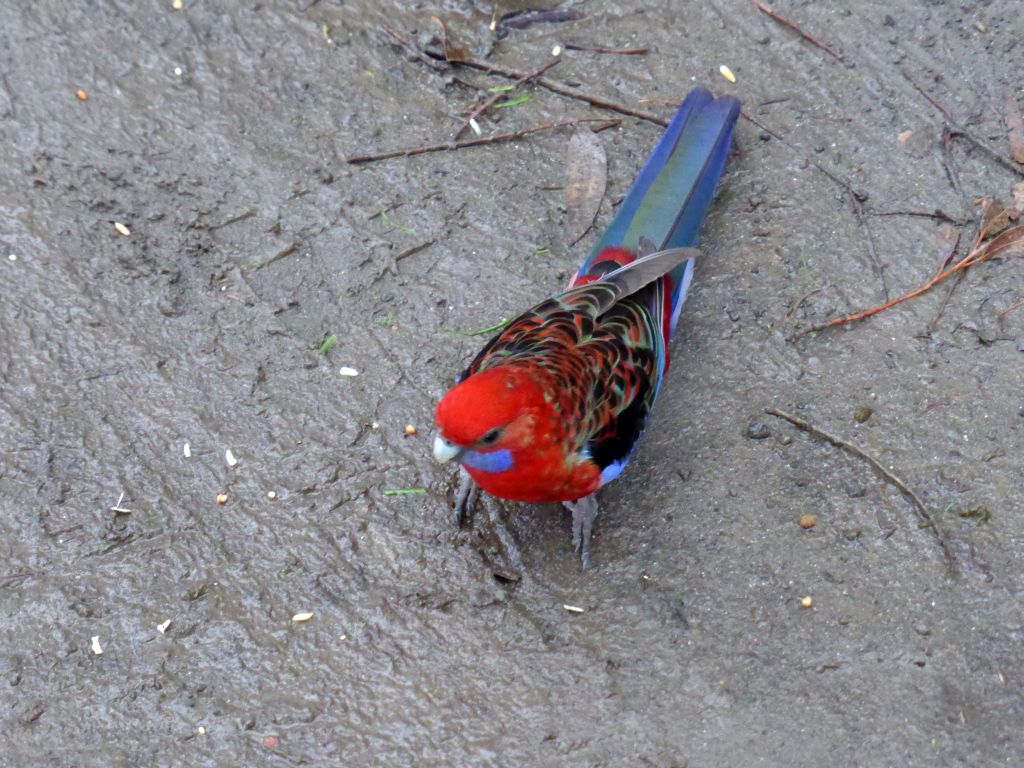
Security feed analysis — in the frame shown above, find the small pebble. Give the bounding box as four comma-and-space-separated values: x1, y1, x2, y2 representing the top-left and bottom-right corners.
183, 442, 191, 458
800, 596, 813, 609
225, 448, 238, 467
339, 367, 359, 377
7, 253, 16, 261
798, 514, 817, 529
216, 492, 228, 505
914, 623, 931, 636
267, 491, 277, 500
91, 635, 103, 655
76, 88, 89, 101
746, 420, 771, 440
854, 405, 873, 423
404, 424, 417, 436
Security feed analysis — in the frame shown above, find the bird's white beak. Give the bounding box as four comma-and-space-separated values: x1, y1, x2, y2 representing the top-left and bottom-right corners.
433, 434, 463, 464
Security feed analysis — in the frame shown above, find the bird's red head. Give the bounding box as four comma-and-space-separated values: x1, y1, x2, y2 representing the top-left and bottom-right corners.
433, 364, 593, 502
435, 365, 552, 451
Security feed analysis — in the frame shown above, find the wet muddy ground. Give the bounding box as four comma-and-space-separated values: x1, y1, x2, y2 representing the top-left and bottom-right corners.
2, 1, 1022, 766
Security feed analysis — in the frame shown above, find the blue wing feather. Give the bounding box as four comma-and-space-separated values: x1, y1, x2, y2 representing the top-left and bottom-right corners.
575, 88, 740, 333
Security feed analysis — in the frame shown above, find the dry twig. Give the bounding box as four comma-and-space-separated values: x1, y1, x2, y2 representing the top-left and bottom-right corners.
904, 71, 1024, 179
751, 0, 846, 64
346, 118, 620, 164
455, 57, 560, 139
564, 42, 650, 55
419, 45, 670, 126
765, 407, 956, 572
798, 224, 1024, 336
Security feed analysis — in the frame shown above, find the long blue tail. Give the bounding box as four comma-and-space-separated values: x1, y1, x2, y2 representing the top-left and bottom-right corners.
577, 88, 740, 330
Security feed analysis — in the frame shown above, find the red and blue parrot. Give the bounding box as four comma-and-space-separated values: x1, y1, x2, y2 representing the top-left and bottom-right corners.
433, 88, 741, 566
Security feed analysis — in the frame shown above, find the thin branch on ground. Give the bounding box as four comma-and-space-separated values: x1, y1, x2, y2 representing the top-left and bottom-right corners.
395, 239, 436, 262
926, 229, 964, 329
996, 298, 1024, 321
796, 224, 1024, 336
418, 45, 670, 126
764, 407, 957, 572
904, 70, 1024, 179
850, 189, 888, 300
382, 22, 448, 72
786, 286, 826, 317
454, 57, 560, 139
346, 118, 621, 164
751, 0, 846, 64
564, 42, 650, 55
744, 112, 886, 296
870, 209, 967, 226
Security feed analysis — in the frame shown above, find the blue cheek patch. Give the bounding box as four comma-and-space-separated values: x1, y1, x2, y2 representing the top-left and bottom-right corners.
462, 448, 514, 473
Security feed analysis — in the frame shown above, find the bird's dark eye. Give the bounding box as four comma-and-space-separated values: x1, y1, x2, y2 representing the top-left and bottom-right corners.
479, 428, 502, 446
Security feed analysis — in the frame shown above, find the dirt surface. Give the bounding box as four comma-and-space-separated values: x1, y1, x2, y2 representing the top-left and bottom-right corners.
2, 1, 1022, 766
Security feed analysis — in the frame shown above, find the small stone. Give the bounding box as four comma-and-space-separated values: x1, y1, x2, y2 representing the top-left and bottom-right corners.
854, 405, 873, 423
800, 596, 813, 609
746, 420, 771, 440
404, 424, 417, 436
798, 514, 818, 529
216, 492, 228, 505
267, 491, 277, 500
914, 623, 931, 636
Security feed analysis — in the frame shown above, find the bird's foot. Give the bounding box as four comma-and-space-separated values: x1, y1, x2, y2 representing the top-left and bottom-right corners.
563, 494, 598, 569
453, 467, 479, 527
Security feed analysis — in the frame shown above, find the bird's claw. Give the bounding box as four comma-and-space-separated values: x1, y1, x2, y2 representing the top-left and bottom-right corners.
564, 494, 598, 569
453, 467, 479, 527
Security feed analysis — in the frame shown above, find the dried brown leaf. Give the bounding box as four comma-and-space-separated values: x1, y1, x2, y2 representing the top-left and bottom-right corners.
1005, 90, 1024, 164
564, 128, 607, 246
975, 224, 1024, 262
430, 16, 471, 62
978, 197, 1017, 240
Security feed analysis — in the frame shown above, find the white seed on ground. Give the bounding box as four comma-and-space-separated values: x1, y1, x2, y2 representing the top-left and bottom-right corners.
114, 222, 131, 236
719, 64, 737, 83
292, 612, 314, 623
91, 636, 103, 655
339, 367, 359, 377
225, 449, 237, 467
